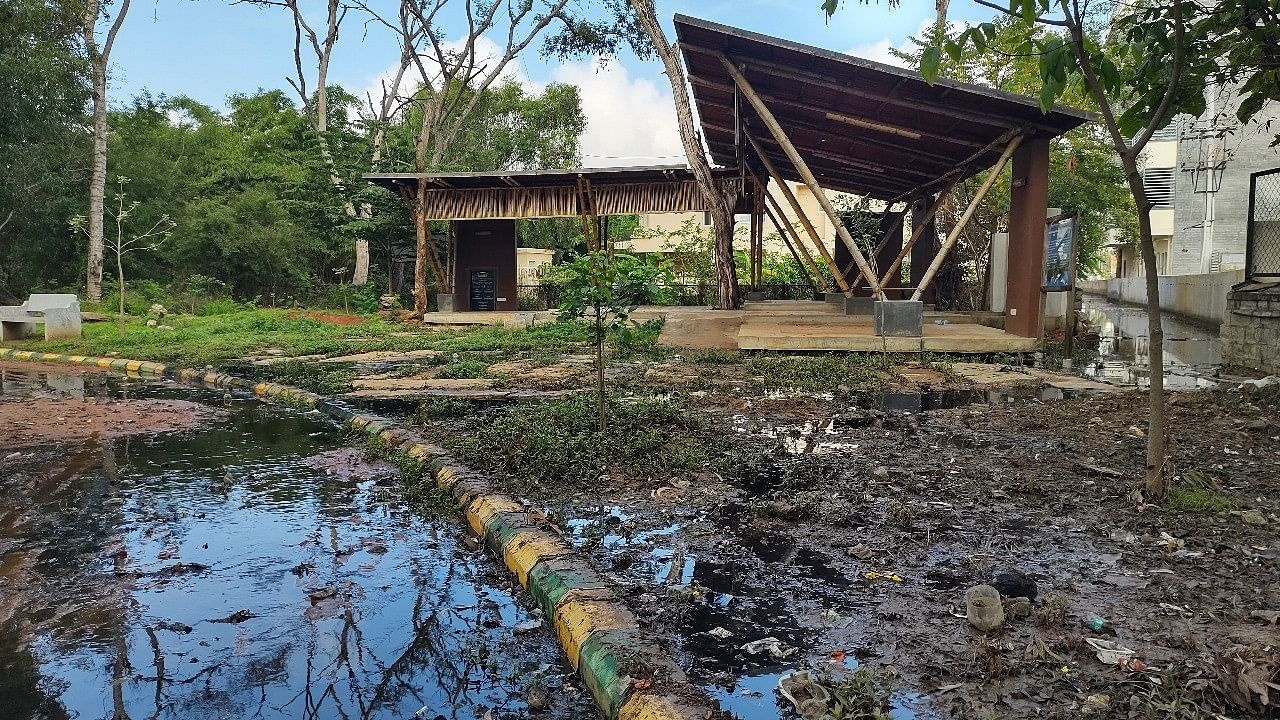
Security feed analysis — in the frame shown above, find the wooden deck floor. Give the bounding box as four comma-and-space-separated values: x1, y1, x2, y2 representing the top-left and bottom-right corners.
658, 301, 1039, 353
411, 301, 1039, 353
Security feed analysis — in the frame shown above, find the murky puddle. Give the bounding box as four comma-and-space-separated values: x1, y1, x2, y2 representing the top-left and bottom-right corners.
0, 366, 591, 720
1080, 296, 1226, 389
564, 502, 923, 719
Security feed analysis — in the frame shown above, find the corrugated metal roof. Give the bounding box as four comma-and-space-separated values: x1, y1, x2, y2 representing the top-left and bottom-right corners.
674, 15, 1092, 201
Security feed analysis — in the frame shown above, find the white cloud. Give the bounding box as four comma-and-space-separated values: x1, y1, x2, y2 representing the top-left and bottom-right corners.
846, 19, 934, 69
357, 34, 536, 112
552, 58, 685, 168
357, 40, 686, 169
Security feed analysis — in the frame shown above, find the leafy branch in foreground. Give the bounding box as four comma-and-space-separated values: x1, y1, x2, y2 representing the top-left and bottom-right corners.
555, 251, 671, 430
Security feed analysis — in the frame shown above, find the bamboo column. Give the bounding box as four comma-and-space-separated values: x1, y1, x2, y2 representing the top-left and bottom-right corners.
763, 184, 851, 293
746, 137, 852, 294
911, 134, 1024, 301
720, 53, 885, 299
876, 176, 961, 290
764, 203, 825, 292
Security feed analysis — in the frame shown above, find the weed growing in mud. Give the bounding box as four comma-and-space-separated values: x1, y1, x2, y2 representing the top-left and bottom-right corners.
258, 360, 356, 394
686, 348, 741, 365
610, 318, 670, 361
820, 667, 895, 720
426, 394, 726, 498
361, 436, 457, 515
436, 357, 490, 379
418, 397, 475, 419
745, 353, 890, 392
1139, 672, 1210, 719
1035, 591, 1067, 627
1167, 469, 1234, 513
919, 352, 963, 382
885, 499, 915, 527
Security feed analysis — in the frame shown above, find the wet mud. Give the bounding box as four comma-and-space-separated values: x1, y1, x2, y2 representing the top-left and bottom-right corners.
544, 387, 1280, 719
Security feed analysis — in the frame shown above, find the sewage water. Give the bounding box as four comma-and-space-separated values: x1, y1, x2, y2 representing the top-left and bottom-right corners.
0, 366, 591, 720
1080, 295, 1225, 389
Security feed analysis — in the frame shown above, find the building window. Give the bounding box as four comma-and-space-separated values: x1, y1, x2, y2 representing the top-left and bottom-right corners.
703, 211, 712, 225
1143, 167, 1175, 207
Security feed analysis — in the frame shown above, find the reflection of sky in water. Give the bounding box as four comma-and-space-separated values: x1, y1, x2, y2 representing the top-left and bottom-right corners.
0, 367, 582, 720
1080, 297, 1223, 390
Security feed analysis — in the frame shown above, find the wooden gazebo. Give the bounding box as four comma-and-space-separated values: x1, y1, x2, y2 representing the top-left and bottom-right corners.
674, 14, 1090, 338
368, 15, 1092, 343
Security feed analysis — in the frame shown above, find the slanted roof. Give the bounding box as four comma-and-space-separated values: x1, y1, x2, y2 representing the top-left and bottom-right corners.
365, 164, 746, 219
674, 15, 1092, 201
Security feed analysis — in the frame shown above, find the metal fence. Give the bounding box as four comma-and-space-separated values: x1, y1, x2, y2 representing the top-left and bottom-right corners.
515, 283, 821, 310
1247, 167, 1280, 279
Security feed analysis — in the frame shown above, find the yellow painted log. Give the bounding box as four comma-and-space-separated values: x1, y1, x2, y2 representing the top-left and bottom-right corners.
465, 496, 525, 538
504, 533, 571, 587
553, 597, 638, 669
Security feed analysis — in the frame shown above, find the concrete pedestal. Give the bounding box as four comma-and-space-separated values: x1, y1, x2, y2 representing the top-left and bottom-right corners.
874, 300, 924, 337
435, 293, 455, 313
843, 296, 875, 315
745, 291, 766, 302
824, 292, 844, 305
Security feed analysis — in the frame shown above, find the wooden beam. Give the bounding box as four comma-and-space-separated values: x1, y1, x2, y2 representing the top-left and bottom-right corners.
746, 135, 852, 294
684, 44, 1076, 135
693, 89, 963, 169
689, 75, 985, 150
722, 52, 885, 298
824, 110, 922, 140
911, 135, 1024, 301
888, 127, 1023, 205
764, 187, 851, 294
844, 210, 907, 287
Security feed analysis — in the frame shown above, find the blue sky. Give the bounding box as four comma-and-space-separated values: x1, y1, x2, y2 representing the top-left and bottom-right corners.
109, 0, 1000, 164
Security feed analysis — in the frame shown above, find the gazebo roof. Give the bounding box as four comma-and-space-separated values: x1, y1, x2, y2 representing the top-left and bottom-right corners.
674, 15, 1092, 201
365, 165, 747, 219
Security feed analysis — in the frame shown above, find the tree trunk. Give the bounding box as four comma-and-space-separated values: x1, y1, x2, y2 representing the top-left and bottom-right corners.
1121, 152, 1168, 498
412, 207, 429, 317
116, 248, 125, 333
88, 65, 107, 302
81, 0, 130, 302
629, 0, 739, 309
596, 309, 606, 432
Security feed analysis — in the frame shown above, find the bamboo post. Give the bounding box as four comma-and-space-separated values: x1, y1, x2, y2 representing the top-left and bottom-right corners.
720, 53, 885, 299
843, 210, 906, 287
763, 186, 852, 293
764, 202, 825, 292
911, 135, 1024, 301
877, 176, 961, 289
746, 136, 852, 294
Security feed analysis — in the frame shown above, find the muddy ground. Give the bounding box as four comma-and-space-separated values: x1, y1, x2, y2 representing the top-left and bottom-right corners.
251, 336, 1279, 719
552, 389, 1280, 719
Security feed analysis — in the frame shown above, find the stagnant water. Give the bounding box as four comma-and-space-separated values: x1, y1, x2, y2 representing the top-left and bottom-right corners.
0, 366, 592, 720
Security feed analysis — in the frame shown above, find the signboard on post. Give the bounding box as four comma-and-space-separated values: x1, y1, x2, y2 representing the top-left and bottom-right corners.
1042, 212, 1080, 364
1044, 213, 1077, 290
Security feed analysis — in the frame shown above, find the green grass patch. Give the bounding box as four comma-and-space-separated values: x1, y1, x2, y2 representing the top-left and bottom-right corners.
609, 318, 670, 361
426, 394, 727, 497
744, 352, 892, 392
10, 309, 593, 368
1166, 469, 1234, 513
436, 357, 491, 379
251, 359, 356, 395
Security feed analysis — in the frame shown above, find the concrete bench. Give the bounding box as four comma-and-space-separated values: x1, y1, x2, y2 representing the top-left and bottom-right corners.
0, 294, 82, 341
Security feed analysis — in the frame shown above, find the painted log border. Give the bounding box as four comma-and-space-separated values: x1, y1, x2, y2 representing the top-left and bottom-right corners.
0, 348, 719, 720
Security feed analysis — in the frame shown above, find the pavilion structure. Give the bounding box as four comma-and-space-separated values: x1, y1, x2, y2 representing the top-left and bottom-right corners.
366, 15, 1092, 351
